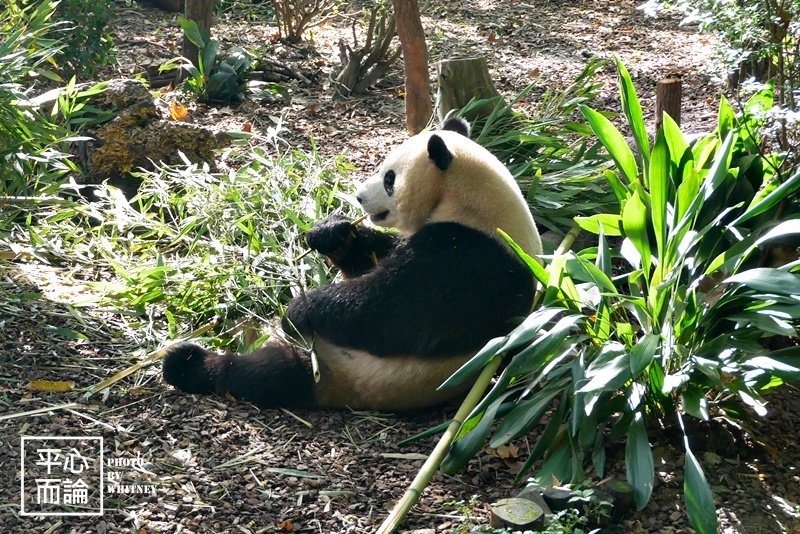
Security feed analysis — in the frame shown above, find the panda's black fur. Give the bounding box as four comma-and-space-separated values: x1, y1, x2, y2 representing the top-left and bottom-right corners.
163, 118, 538, 410
282, 220, 533, 358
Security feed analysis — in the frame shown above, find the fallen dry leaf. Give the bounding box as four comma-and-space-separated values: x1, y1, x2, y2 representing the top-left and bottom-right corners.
170, 101, 189, 121
29, 380, 76, 392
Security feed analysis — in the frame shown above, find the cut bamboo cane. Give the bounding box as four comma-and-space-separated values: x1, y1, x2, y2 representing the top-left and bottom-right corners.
376, 355, 503, 534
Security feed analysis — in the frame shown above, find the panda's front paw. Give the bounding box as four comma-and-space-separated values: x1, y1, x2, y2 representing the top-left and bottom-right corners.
306, 215, 355, 260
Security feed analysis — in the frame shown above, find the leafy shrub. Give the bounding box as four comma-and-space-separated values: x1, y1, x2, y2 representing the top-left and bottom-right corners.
0, 0, 78, 206
456, 58, 616, 236
52, 0, 117, 79
162, 18, 253, 104
440, 60, 800, 534
642, 0, 800, 160
643, 0, 798, 90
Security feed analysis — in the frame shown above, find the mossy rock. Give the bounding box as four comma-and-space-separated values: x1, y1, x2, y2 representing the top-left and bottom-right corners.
82, 78, 229, 194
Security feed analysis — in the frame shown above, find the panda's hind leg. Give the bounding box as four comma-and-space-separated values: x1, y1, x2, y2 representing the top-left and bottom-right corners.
163, 341, 315, 408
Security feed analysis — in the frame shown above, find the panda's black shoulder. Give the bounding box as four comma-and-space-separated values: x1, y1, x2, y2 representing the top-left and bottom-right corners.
401, 222, 527, 273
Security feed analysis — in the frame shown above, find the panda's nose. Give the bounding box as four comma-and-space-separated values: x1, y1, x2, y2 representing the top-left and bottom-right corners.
356, 195, 364, 205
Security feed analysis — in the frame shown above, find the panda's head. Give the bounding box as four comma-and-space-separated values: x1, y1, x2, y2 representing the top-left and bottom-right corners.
355, 117, 542, 257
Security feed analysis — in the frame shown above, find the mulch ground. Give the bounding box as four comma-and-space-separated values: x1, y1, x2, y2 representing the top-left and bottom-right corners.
1, 0, 799, 533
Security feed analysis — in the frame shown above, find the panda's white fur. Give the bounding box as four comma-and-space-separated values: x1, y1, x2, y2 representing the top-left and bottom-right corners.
163, 118, 542, 411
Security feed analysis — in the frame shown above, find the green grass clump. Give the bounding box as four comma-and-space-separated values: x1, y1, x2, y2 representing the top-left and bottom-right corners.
0, 1, 78, 207
16, 139, 357, 351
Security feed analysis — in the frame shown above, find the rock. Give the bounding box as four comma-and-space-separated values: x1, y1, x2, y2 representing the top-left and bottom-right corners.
79, 78, 228, 195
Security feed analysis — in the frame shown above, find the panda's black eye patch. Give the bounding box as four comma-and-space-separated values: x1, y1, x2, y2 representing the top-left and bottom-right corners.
384, 170, 396, 196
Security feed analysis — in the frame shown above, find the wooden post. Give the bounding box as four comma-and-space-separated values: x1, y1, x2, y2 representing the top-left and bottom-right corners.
436, 57, 500, 122
655, 78, 682, 131
391, 0, 432, 135
182, 0, 214, 68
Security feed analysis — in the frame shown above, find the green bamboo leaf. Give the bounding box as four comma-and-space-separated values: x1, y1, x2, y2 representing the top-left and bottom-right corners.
649, 129, 669, 260
622, 189, 651, 277
596, 223, 612, 277
532, 440, 573, 486
682, 385, 709, 420
630, 334, 660, 376
723, 268, 800, 296
579, 344, 630, 394
440, 337, 506, 389
626, 414, 654, 510
506, 314, 583, 377
675, 132, 736, 236
201, 40, 220, 74
581, 105, 639, 185
743, 356, 800, 381
565, 256, 616, 293
43, 326, 88, 340
718, 95, 734, 141
574, 213, 623, 236
616, 58, 650, 173
728, 311, 797, 336
704, 130, 736, 199
684, 443, 717, 534
603, 169, 629, 204
441, 397, 504, 474
500, 307, 566, 353
745, 87, 773, 116
499, 229, 547, 285
730, 167, 800, 226
490, 388, 560, 447
662, 113, 690, 169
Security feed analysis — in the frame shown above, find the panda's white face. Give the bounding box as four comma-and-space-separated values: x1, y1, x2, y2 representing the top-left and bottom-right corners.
355, 133, 443, 233
353, 119, 542, 260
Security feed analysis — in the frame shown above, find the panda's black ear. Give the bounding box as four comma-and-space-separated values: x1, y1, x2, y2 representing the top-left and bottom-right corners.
442, 117, 470, 138
428, 134, 453, 171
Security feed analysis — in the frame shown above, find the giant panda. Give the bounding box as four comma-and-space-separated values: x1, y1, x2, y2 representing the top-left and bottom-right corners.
162, 118, 543, 411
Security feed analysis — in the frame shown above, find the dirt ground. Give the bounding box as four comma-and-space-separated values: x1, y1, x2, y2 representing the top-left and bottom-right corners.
1, 0, 799, 533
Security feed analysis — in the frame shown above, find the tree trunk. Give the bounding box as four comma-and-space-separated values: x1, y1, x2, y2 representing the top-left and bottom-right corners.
436, 56, 500, 122
655, 78, 682, 131
182, 0, 214, 69
391, 0, 432, 135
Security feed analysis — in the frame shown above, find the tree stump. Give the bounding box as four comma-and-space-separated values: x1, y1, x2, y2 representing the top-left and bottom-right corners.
182, 0, 214, 69
391, 0, 432, 135
655, 78, 682, 131
490, 498, 545, 530
436, 57, 500, 122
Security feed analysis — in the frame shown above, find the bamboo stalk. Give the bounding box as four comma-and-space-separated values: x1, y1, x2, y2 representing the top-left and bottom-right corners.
376, 356, 503, 534
532, 226, 581, 309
